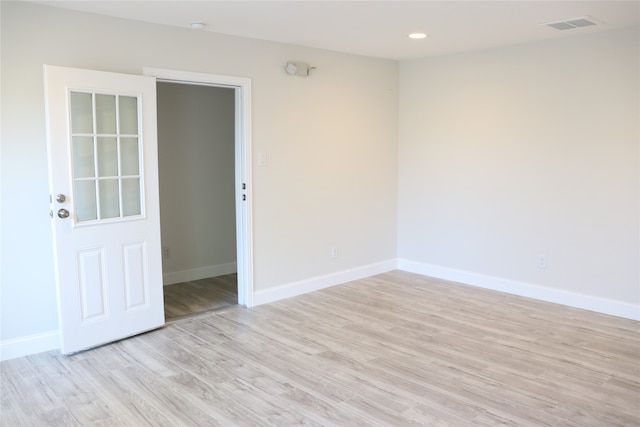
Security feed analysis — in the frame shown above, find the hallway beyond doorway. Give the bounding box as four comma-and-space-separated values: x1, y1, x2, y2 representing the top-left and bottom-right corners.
163, 274, 238, 319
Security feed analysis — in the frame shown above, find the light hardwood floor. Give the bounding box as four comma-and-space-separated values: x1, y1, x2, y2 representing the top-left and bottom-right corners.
163, 274, 238, 319
2, 271, 639, 426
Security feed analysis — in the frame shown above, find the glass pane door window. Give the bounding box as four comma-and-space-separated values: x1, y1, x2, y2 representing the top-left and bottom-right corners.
70, 91, 143, 223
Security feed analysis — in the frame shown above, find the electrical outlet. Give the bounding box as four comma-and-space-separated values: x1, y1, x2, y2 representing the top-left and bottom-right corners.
330, 246, 338, 259
162, 247, 171, 259
538, 254, 546, 269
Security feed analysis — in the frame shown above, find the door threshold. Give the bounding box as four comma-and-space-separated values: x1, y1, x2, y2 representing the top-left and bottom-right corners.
165, 303, 241, 323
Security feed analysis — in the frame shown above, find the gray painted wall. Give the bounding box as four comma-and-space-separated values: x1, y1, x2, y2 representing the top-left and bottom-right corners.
0, 1, 398, 346
157, 83, 237, 282
398, 27, 639, 305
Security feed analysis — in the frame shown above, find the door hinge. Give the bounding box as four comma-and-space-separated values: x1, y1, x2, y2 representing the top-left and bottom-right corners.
242, 194, 246, 201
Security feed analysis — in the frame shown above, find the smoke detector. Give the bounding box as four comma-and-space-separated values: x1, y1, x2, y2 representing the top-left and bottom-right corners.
541, 16, 598, 31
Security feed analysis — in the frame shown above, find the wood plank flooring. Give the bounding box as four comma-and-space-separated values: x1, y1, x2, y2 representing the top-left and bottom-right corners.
163, 274, 237, 319
2, 271, 639, 426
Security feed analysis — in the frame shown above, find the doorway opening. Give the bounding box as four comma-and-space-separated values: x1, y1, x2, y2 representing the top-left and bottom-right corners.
146, 68, 253, 319
157, 82, 237, 319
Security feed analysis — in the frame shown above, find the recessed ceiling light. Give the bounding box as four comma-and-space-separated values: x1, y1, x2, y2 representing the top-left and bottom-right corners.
408, 33, 427, 39
190, 22, 206, 30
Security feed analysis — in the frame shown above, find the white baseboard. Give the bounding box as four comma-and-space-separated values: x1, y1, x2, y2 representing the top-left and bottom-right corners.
398, 259, 640, 321
253, 259, 397, 306
163, 262, 237, 286
6, 259, 634, 362
0, 330, 59, 361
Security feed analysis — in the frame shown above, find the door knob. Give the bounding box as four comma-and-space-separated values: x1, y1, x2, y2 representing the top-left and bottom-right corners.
57, 208, 70, 219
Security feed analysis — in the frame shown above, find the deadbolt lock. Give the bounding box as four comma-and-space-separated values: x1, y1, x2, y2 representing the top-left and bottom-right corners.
56, 194, 66, 203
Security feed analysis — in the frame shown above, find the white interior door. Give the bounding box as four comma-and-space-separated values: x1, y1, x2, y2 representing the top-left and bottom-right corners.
44, 65, 164, 355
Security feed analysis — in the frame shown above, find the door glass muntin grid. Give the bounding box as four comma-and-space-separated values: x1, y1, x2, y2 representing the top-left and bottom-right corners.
70, 91, 143, 224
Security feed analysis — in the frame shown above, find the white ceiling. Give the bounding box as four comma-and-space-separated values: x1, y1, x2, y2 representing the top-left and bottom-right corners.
28, 1, 640, 60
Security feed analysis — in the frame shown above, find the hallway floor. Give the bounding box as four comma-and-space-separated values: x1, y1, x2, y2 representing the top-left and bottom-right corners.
163, 273, 237, 319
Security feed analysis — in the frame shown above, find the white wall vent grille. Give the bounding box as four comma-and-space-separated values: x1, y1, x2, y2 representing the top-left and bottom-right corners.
542, 16, 598, 31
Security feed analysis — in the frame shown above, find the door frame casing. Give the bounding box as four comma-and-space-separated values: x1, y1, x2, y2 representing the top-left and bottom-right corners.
144, 67, 254, 307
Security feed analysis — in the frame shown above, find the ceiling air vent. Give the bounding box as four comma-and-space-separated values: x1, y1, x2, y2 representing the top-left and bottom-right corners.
542, 16, 598, 31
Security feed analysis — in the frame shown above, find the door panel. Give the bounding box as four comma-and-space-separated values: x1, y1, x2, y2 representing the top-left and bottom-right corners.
77, 247, 107, 321
44, 65, 164, 354
123, 242, 148, 309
